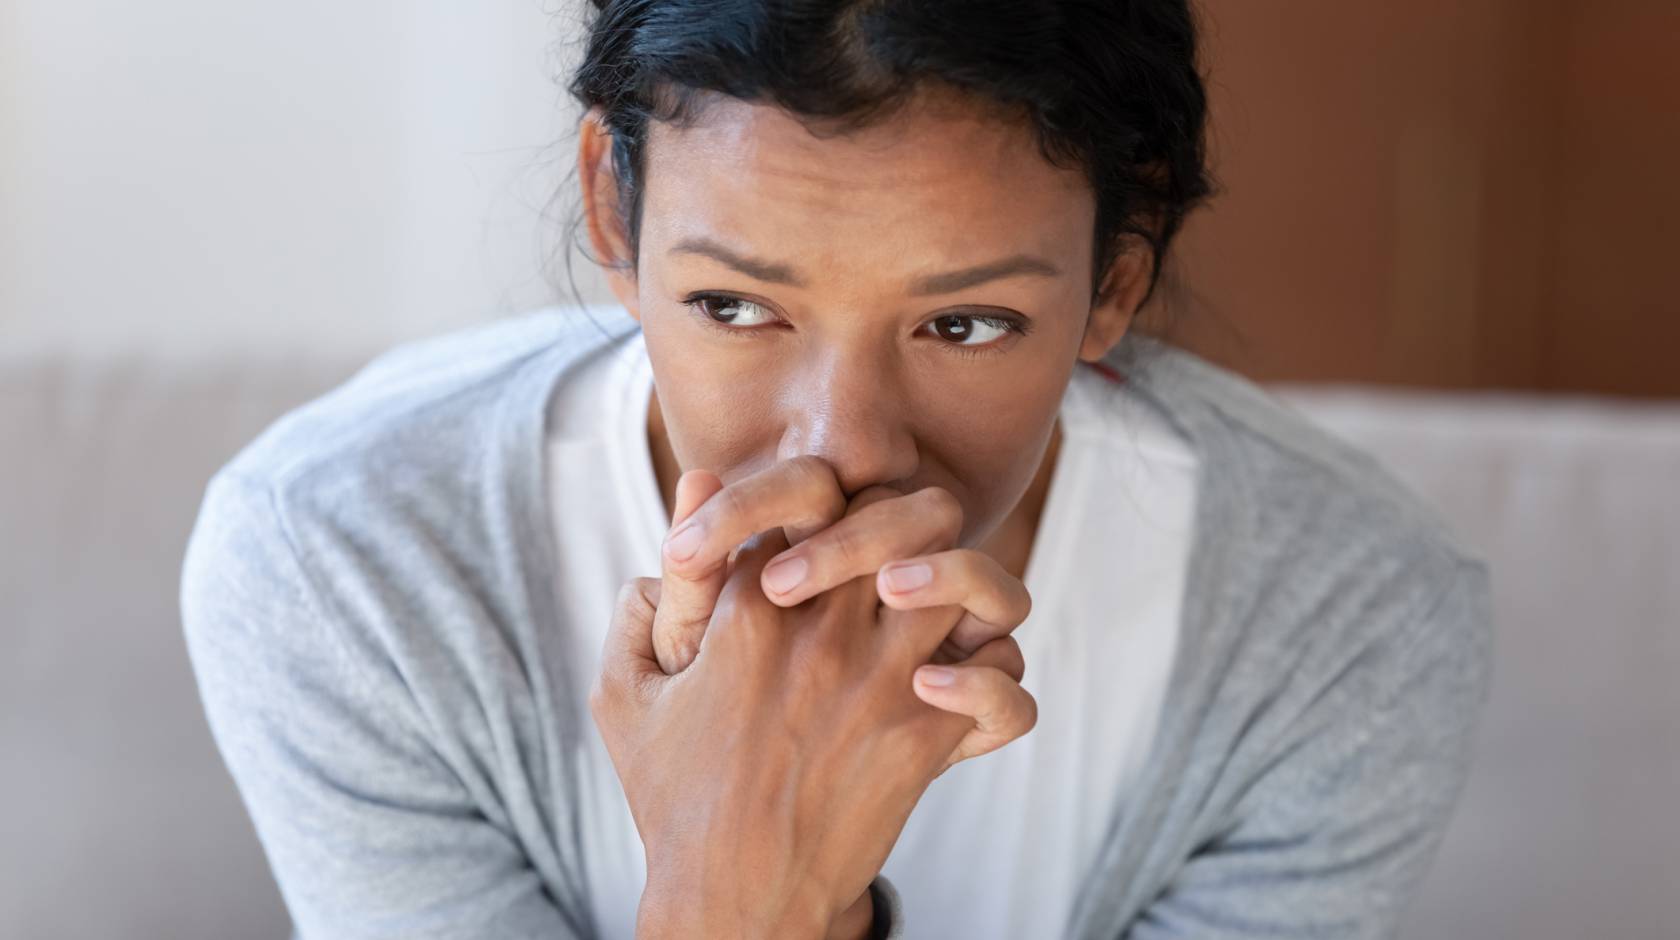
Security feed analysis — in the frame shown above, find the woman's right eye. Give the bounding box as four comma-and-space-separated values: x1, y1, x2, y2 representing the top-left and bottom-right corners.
688, 294, 778, 329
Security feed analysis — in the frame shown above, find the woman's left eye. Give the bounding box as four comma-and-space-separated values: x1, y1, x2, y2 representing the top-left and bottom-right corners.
923, 313, 1023, 347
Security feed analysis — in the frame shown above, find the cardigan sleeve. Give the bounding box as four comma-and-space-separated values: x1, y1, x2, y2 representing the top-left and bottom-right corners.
1125, 560, 1496, 940
180, 470, 590, 940
869, 874, 906, 939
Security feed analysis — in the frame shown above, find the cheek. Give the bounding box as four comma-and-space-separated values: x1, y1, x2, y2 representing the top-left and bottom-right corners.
642, 326, 779, 476
917, 380, 1064, 538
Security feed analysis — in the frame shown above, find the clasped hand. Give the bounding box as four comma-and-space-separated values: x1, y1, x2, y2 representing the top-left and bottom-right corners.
590, 455, 1039, 939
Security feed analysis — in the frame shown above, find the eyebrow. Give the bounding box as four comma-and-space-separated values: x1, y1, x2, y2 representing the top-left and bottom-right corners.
669, 236, 1062, 296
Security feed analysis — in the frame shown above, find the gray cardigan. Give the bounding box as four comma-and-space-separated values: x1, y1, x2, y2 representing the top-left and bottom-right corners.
181, 305, 1494, 939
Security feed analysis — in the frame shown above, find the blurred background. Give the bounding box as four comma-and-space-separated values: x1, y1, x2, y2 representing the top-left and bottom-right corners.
2, 1, 1676, 938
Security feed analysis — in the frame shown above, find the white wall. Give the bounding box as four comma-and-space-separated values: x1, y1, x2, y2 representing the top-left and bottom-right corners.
0, 0, 615, 366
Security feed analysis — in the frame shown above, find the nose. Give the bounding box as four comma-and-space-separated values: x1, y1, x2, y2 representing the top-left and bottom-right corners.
776, 346, 920, 499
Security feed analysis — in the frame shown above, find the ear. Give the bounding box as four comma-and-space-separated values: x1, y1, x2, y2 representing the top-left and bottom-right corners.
577, 106, 642, 321
1078, 237, 1155, 362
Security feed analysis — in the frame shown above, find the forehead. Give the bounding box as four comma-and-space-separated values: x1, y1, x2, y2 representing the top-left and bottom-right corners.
637, 86, 1095, 271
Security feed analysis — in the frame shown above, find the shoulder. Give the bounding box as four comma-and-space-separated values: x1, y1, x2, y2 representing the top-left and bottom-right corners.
1112, 331, 1485, 571
200, 306, 636, 561
183, 304, 637, 649
1110, 333, 1493, 704
219, 305, 633, 495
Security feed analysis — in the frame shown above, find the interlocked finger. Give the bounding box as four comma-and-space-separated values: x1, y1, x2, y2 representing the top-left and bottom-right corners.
875, 546, 1032, 661
757, 485, 963, 607
911, 635, 1037, 773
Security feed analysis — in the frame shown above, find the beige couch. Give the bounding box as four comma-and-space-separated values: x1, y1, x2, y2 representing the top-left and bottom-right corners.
4, 346, 1675, 938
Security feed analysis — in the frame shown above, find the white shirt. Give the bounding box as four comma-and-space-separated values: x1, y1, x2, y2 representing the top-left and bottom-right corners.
545, 327, 1198, 939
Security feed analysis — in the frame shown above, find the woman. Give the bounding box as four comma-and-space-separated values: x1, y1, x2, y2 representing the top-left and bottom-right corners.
182, 1, 1494, 938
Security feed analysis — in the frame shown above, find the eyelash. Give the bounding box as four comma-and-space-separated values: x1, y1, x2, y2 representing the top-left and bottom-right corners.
681, 292, 1032, 359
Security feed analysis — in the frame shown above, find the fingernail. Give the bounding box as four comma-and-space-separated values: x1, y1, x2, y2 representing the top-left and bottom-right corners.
917, 666, 955, 687
664, 522, 703, 562
883, 562, 932, 594
762, 556, 808, 595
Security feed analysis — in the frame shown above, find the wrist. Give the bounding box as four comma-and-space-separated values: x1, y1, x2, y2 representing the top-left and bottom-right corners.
637, 872, 836, 940
824, 884, 875, 940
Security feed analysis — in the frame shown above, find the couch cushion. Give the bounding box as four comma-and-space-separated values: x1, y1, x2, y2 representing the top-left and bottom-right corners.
1, 356, 358, 938
1276, 384, 1680, 940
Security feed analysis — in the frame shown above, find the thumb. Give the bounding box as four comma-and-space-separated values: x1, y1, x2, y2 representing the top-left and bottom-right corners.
598, 575, 666, 708
652, 468, 727, 674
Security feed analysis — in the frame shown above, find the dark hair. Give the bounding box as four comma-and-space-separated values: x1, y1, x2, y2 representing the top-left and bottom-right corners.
563, 0, 1214, 323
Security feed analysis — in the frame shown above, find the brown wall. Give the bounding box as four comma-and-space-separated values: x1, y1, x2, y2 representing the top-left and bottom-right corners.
1164, 0, 1680, 398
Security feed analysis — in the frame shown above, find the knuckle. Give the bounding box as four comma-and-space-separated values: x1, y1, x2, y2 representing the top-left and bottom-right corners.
919, 483, 962, 519
828, 522, 865, 566
983, 678, 1036, 736
613, 578, 640, 611
791, 454, 841, 494
949, 547, 989, 585
917, 486, 965, 540
788, 457, 847, 530
617, 577, 659, 618
787, 453, 836, 484
970, 669, 1011, 715
714, 578, 780, 646
995, 636, 1025, 678
1015, 689, 1040, 737
677, 632, 700, 665
957, 549, 1030, 624
716, 483, 751, 530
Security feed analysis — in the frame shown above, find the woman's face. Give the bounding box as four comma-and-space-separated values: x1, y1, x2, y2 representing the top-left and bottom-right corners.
582, 85, 1148, 550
